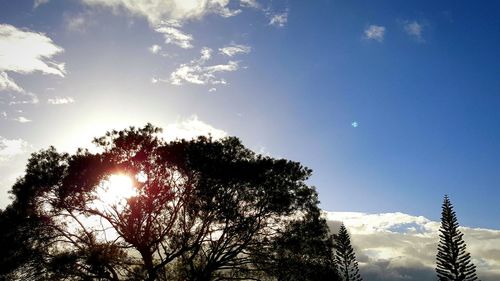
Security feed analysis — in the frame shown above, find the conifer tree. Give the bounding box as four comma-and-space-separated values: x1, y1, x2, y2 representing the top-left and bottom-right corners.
334, 223, 362, 281
436, 195, 479, 281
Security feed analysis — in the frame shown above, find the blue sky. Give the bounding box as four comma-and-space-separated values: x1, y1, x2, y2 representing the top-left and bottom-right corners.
0, 0, 499, 232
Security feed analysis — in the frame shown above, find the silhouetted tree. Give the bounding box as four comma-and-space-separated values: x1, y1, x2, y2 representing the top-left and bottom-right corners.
436, 195, 479, 281
252, 206, 340, 281
334, 223, 362, 281
0, 124, 335, 281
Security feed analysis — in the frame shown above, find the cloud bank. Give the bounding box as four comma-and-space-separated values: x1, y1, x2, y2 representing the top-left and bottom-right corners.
325, 212, 500, 281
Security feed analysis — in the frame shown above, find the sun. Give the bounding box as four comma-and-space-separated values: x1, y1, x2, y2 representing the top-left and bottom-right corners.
94, 174, 137, 209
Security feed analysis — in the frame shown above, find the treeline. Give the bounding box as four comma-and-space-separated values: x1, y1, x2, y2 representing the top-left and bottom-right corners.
0, 125, 480, 281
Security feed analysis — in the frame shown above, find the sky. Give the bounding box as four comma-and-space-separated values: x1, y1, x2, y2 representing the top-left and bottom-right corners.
0, 1, 500, 278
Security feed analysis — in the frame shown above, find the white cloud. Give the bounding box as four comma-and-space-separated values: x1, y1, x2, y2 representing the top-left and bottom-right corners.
170, 47, 239, 86
149, 44, 162, 54
0, 24, 65, 95
8, 91, 39, 105
13, 116, 32, 123
0, 72, 23, 92
80, 0, 240, 24
0, 24, 65, 77
219, 43, 251, 57
364, 25, 385, 42
240, 0, 260, 9
404, 21, 424, 42
162, 115, 227, 142
154, 20, 194, 49
47, 96, 75, 105
269, 12, 288, 27
208, 87, 217, 92
0, 137, 29, 163
33, 0, 50, 8
325, 211, 500, 281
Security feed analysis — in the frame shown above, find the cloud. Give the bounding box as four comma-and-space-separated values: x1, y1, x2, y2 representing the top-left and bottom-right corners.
154, 20, 194, 49
0, 24, 65, 96
364, 25, 385, 42
80, 0, 241, 24
240, 0, 260, 9
8, 91, 39, 105
0, 72, 23, 92
47, 96, 75, 105
170, 47, 240, 86
325, 212, 500, 281
64, 12, 94, 32
33, 0, 50, 9
0, 24, 65, 77
162, 115, 227, 142
219, 43, 251, 57
149, 44, 162, 54
269, 12, 288, 27
404, 21, 424, 42
0, 137, 29, 163
13, 116, 32, 123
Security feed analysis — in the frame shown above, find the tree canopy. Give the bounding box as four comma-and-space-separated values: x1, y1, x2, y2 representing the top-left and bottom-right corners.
0, 124, 338, 281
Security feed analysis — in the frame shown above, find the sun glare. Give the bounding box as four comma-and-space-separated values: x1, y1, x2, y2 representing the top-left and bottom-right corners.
94, 174, 137, 209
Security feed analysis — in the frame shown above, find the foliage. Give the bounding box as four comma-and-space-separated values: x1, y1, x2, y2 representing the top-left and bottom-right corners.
253, 207, 340, 281
436, 195, 479, 281
334, 223, 362, 281
0, 124, 338, 281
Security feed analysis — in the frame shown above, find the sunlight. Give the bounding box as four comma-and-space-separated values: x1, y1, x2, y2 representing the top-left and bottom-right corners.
94, 174, 137, 209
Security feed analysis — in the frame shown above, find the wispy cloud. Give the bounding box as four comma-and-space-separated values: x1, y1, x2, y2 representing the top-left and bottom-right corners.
33, 0, 50, 9
154, 20, 193, 49
170, 47, 240, 86
80, 0, 241, 24
240, 0, 260, 9
162, 115, 227, 142
149, 44, 162, 54
404, 21, 424, 42
269, 12, 288, 27
80, 0, 245, 50
47, 96, 75, 105
219, 43, 251, 57
364, 25, 386, 42
0, 137, 29, 163
13, 116, 32, 123
0, 72, 23, 92
325, 211, 500, 281
64, 12, 95, 32
8, 91, 39, 105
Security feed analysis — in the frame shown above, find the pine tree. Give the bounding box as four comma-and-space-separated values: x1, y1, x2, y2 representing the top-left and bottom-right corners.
436, 195, 479, 281
334, 223, 362, 281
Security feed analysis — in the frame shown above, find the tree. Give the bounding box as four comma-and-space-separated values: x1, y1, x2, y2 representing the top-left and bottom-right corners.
253, 207, 340, 281
436, 195, 479, 281
334, 223, 362, 281
0, 124, 337, 281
